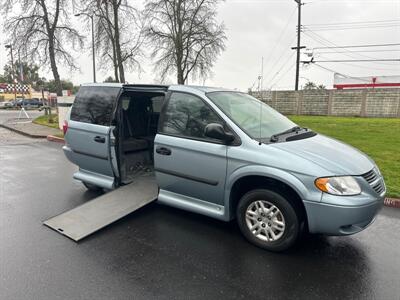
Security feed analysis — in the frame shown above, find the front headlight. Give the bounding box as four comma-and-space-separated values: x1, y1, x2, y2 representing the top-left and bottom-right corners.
315, 176, 361, 196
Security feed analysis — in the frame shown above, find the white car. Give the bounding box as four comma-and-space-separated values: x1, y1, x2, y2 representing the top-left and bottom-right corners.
0, 101, 13, 108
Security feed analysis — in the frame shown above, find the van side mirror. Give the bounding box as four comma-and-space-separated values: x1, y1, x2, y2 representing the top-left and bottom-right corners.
204, 123, 235, 144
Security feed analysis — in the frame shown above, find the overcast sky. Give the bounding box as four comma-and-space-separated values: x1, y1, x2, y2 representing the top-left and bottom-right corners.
0, 0, 399, 91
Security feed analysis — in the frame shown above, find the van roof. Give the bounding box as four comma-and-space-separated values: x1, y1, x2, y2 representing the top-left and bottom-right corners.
80, 83, 234, 93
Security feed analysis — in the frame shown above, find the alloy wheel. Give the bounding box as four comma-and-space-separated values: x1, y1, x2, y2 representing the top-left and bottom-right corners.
245, 200, 286, 242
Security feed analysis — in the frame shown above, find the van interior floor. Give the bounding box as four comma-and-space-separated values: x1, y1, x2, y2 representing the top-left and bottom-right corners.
121, 149, 155, 184
43, 175, 158, 242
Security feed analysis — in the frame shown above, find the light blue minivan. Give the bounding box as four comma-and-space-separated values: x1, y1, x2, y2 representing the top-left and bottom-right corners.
63, 83, 385, 251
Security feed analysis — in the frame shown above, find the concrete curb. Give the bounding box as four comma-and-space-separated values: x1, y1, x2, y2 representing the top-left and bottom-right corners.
0, 123, 47, 138
384, 198, 400, 209
47, 135, 65, 144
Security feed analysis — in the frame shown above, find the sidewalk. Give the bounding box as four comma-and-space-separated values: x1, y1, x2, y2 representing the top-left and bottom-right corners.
0, 118, 61, 138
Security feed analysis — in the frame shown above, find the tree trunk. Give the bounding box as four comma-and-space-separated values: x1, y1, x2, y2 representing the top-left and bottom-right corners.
111, 40, 119, 82
48, 38, 62, 96
113, 1, 125, 83
177, 66, 184, 84
41, 0, 62, 95
113, 56, 119, 82
104, 2, 119, 82
175, 0, 185, 85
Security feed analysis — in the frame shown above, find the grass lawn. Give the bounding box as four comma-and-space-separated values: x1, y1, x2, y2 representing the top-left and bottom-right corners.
288, 116, 400, 198
33, 114, 64, 138
33, 114, 59, 129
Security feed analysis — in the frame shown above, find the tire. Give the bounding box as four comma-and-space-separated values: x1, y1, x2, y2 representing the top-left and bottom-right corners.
236, 189, 301, 252
82, 182, 102, 192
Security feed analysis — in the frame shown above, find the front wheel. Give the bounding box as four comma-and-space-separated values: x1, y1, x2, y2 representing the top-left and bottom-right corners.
236, 189, 301, 252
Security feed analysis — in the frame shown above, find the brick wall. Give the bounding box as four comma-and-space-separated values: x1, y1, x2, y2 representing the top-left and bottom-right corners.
251, 88, 400, 118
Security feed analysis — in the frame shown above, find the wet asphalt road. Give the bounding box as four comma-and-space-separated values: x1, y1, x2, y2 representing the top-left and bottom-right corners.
0, 129, 399, 300
0, 109, 42, 124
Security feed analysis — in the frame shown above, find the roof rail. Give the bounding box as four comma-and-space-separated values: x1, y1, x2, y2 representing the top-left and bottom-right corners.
123, 84, 169, 91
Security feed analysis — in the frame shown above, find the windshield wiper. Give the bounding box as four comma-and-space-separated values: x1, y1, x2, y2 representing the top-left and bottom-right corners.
270, 126, 302, 142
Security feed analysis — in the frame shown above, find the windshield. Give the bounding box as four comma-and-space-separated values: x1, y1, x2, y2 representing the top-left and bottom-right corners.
207, 91, 297, 139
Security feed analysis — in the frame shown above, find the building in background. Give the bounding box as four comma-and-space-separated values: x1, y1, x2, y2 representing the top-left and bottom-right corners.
334, 74, 400, 89
0, 83, 32, 100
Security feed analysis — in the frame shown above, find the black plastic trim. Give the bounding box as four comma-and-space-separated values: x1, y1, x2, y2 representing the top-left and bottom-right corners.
72, 149, 108, 160
155, 168, 219, 186
285, 131, 317, 141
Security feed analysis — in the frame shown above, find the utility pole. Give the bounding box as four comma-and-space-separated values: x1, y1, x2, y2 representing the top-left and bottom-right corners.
260, 56, 264, 92
18, 50, 25, 100
5, 44, 17, 101
292, 0, 305, 91
5, 44, 15, 79
75, 13, 96, 83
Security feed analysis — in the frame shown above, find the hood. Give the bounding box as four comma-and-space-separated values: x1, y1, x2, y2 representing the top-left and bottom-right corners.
270, 134, 374, 175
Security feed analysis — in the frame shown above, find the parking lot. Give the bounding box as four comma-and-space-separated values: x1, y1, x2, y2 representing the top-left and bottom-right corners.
0, 128, 399, 300
0, 109, 42, 124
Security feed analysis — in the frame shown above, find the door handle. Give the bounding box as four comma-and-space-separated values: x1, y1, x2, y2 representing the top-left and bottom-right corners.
156, 146, 172, 156
94, 136, 106, 143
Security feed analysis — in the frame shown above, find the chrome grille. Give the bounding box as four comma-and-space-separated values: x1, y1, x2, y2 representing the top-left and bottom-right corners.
361, 168, 385, 195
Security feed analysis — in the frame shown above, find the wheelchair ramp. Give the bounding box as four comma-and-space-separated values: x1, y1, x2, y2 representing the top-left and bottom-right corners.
44, 176, 158, 242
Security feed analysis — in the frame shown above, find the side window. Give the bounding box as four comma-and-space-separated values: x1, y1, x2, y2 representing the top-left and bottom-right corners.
161, 92, 223, 140
70, 86, 120, 125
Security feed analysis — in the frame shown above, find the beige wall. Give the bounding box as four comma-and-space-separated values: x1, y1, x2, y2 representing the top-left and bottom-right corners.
251, 88, 400, 118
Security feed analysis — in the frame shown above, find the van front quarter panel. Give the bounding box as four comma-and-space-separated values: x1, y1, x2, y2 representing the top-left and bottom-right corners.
223, 163, 323, 221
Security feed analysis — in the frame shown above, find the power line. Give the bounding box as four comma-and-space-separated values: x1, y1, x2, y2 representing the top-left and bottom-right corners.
303, 31, 376, 61
306, 59, 400, 62
302, 19, 400, 31
263, 36, 296, 82
252, 7, 296, 90
269, 52, 296, 84
305, 54, 400, 71
303, 24, 400, 31
303, 30, 397, 65
263, 7, 297, 71
312, 63, 350, 76
312, 64, 372, 84
270, 62, 297, 89
311, 63, 373, 83
305, 19, 400, 26
316, 49, 400, 54
318, 60, 400, 72
312, 43, 400, 50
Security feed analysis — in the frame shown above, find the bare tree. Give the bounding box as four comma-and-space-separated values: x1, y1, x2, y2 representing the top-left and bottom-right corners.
80, 0, 144, 83
144, 0, 226, 84
1, 0, 84, 96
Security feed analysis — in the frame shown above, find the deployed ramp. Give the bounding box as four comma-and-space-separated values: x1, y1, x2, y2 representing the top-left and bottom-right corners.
44, 176, 158, 241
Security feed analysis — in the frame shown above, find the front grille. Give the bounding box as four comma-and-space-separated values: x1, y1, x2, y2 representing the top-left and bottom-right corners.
361, 168, 385, 195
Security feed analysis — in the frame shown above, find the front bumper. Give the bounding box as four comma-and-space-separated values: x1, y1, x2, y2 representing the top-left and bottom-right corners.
304, 195, 385, 235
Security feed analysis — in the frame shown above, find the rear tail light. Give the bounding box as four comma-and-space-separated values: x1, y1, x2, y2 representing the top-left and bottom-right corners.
63, 120, 68, 135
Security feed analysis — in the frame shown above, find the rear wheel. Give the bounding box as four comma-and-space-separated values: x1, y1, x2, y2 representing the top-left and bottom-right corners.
82, 182, 102, 192
236, 189, 301, 252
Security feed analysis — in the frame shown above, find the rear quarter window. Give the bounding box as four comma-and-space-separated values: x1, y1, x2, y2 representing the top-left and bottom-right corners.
70, 86, 120, 125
